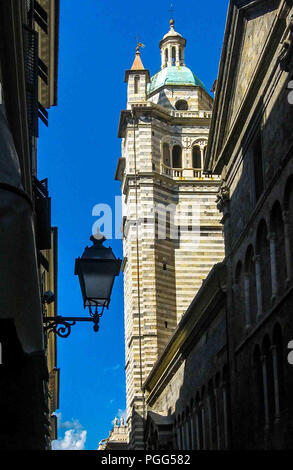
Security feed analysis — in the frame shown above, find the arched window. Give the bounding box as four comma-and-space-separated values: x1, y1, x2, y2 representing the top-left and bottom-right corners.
172, 46, 176, 65
272, 323, 285, 415
134, 75, 140, 94
163, 143, 171, 167
181, 412, 186, 449
186, 406, 192, 450
154, 430, 159, 451
244, 245, 257, 325
192, 146, 201, 169
172, 145, 182, 168
208, 380, 216, 449
201, 386, 207, 450
165, 49, 168, 64
175, 100, 188, 110
284, 175, 293, 280
234, 261, 244, 336
214, 373, 221, 449
195, 391, 202, 450
222, 365, 229, 449
177, 415, 182, 450
253, 345, 264, 426
262, 335, 275, 425
256, 220, 271, 313
179, 48, 182, 62
190, 399, 194, 450
271, 202, 286, 295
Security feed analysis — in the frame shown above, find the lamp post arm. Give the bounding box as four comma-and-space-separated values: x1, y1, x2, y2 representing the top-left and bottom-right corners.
43, 308, 105, 338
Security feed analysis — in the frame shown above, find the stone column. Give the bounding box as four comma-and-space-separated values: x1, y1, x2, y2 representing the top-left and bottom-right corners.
180, 423, 186, 449
222, 382, 229, 449
190, 412, 195, 450
261, 355, 270, 430
271, 345, 281, 424
168, 45, 172, 66
207, 397, 213, 449
254, 255, 263, 318
283, 211, 292, 284
214, 388, 221, 449
200, 404, 206, 450
175, 45, 180, 66
244, 274, 251, 328
195, 411, 201, 450
161, 49, 165, 69
268, 232, 278, 301
185, 418, 190, 450
176, 426, 181, 450
200, 147, 204, 174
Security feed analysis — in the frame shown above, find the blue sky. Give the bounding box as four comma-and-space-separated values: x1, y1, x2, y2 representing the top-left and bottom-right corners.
38, 0, 229, 450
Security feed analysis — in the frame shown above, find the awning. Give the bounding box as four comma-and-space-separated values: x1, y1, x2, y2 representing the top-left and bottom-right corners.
0, 104, 44, 353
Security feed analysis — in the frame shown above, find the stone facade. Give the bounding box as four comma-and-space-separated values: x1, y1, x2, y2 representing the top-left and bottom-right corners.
116, 21, 224, 449
205, 0, 293, 450
98, 418, 128, 450
142, 0, 293, 451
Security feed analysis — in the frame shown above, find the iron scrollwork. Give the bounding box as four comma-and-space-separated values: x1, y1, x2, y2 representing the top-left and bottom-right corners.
43, 306, 105, 338
43, 317, 76, 338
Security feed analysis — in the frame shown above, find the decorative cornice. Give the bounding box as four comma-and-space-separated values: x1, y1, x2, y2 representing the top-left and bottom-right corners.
279, 14, 293, 71
118, 103, 212, 138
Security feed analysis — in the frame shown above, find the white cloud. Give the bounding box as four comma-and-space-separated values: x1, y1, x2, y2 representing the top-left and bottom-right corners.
103, 363, 120, 373
52, 414, 87, 451
59, 418, 83, 431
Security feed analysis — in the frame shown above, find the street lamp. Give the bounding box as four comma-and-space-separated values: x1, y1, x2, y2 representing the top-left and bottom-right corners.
43, 235, 122, 337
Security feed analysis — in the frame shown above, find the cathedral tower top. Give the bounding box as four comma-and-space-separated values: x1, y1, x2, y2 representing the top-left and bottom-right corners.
130, 45, 145, 71
159, 19, 186, 69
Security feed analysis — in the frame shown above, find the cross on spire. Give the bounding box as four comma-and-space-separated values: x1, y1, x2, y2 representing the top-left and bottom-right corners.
169, 3, 175, 19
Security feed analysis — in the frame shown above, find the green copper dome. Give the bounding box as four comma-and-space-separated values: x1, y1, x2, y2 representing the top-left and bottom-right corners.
148, 66, 207, 95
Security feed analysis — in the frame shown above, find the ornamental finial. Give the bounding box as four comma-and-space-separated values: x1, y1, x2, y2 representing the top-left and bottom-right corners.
169, 3, 175, 26
90, 232, 106, 245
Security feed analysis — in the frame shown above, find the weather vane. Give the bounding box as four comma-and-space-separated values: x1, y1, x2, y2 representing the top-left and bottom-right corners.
136, 34, 145, 51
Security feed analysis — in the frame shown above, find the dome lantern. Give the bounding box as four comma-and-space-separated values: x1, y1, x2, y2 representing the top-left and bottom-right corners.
160, 19, 186, 69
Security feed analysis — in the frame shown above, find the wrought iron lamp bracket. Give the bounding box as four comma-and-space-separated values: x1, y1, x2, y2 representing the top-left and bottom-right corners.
43, 305, 106, 338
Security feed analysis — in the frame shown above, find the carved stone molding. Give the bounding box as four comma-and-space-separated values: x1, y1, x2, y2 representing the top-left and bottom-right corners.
216, 185, 230, 212
279, 15, 293, 72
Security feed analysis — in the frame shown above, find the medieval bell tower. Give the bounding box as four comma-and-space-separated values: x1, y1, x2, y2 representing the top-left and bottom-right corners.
115, 19, 224, 449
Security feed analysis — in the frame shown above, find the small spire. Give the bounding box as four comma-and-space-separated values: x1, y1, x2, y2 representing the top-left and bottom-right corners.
130, 42, 145, 71
169, 3, 175, 26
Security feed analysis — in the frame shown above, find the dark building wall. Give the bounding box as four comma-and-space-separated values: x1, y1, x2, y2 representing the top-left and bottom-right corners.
0, 1, 59, 450
139, 0, 293, 451
0, 321, 49, 450
206, 0, 293, 450
144, 265, 229, 451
